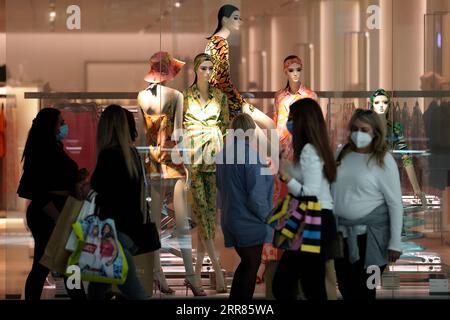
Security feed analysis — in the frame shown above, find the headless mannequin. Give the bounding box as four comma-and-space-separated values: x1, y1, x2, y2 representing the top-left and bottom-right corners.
206, 9, 277, 161
184, 60, 226, 292
138, 82, 196, 294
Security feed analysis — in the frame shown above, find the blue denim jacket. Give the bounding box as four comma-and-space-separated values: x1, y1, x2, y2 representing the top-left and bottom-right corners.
216, 140, 274, 247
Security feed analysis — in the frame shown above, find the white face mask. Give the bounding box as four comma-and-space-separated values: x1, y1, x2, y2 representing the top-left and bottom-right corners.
351, 131, 373, 149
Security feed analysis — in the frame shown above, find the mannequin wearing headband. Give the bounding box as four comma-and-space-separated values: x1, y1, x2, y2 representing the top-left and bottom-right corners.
274, 56, 317, 162
137, 52, 189, 295
181, 53, 229, 294
258, 54, 318, 298
370, 89, 426, 207
272, 55, 317, 202
205, 4, 276, 159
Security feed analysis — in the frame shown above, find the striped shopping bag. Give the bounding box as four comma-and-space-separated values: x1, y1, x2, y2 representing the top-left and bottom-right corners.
267, 193, 322, 254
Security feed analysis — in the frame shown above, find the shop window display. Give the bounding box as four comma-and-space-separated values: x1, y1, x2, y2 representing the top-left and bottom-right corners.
2, 0, 450, 300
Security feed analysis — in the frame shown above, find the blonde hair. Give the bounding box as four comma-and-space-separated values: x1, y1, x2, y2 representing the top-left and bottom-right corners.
230, 113, 256, 131
339, 109, 388, 168
97, 105, 139, 179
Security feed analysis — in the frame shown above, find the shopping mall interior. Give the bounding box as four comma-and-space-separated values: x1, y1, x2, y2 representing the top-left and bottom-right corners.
1, 0, 450, 300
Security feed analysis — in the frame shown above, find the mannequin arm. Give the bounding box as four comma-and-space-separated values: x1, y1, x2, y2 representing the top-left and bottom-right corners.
404, 163, 427, 206
173, 91, 184, 144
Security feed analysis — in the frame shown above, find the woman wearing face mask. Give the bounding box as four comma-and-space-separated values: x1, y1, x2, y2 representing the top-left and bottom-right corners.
272, 98, 337, 300
370, 88, 426, 207
17, 108, 87, 300
182, 53, 229, 295
260, 57, 318, 294
332, 109, 403, 300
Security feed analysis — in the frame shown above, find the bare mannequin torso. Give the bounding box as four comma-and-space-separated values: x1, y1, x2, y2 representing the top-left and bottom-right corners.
138, 83, 196, 295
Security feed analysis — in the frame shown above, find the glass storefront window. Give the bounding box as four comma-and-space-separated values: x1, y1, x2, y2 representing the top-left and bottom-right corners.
1, 0, 450, 300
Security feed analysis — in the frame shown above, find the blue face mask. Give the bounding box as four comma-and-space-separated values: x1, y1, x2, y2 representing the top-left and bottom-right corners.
56, 124, 69, 141
286, 120, 294, 135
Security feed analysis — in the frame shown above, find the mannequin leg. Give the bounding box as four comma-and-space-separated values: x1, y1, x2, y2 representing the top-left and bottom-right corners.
173, 179, 202, 291
151, 181, 174, 294
189, 170, 226, 292
202, 238, 226, 292
195, 232, 206, 277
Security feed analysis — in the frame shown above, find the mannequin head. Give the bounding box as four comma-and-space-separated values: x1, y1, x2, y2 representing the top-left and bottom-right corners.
370, 88, 390, 115
192, 53, 213, 85
207, 4, 240, 39
283, 55, 303, 89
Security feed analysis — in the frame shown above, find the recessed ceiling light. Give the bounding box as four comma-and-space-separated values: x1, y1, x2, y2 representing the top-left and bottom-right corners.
174, 2, 181, 8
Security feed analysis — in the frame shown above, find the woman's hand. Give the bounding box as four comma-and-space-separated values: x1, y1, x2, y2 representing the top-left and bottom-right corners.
388, 250, 402, 263
75, 181, 92, 200
278, 159, 292, 183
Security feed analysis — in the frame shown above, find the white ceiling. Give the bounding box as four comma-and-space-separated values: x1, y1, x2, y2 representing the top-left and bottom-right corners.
3, 0, 311, 33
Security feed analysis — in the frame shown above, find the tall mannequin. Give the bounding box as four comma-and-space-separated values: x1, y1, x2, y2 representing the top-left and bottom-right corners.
182, 53, 229, 294
370, 88, 427, 206
260, 55, 318, 297
137, 51, 195, 295
205, 4, 276, 159
273, 55, 317, 202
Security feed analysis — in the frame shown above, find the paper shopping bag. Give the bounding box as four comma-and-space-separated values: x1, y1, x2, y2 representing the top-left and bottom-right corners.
40, 196, 84, 274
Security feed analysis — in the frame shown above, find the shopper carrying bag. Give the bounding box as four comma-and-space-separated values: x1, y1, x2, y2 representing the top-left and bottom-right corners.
272, 98, 337, 301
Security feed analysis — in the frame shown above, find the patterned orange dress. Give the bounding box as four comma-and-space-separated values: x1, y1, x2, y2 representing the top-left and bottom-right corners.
205, 35, 252, 119
138, 86, 185, 179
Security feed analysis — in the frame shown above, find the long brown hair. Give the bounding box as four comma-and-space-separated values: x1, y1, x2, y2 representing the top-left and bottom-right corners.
338, 109, 388, 168
96, 105, 139, 180
290, 98, 336, 183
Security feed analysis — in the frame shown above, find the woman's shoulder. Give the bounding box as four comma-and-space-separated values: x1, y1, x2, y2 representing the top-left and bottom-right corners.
382, 151, 397, 168
301, 143, 319, 157
98, 146, 123, 159
300, 144, 321, 164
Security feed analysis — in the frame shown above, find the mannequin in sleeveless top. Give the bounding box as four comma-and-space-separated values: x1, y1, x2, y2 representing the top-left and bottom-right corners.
138, 78, 196, 295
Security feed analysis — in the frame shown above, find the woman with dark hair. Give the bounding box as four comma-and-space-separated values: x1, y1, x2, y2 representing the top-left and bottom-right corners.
205, 4, 275, 140
272, 98, 337, 300
17, 107, 86, 300
332, 109, 403, 300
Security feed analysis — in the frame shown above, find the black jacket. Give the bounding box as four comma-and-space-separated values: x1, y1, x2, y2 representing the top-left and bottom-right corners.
91, 146, 144, 243
17, 142, 78, 211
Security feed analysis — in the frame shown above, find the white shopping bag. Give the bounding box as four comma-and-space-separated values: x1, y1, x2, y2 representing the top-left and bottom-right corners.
65, 191, 97, 251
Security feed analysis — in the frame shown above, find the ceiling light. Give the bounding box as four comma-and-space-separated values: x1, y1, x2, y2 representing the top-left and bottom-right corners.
174, 2, 181, 8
